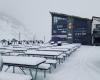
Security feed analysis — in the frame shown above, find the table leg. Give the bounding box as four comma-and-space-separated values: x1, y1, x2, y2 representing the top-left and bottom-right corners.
19, 67, 26, 75
0, 64, 3, 71
29, 68, 34, 80
13, 66, 15, 73
34, 67, 38, 80
5, 66, 10, 72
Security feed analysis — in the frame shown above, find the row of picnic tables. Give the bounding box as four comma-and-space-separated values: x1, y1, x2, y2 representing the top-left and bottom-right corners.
0, 43, 81, 80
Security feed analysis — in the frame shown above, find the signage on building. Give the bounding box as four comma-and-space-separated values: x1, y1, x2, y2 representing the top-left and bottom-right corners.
92, 17, 100, 33
68, 23, 73, 29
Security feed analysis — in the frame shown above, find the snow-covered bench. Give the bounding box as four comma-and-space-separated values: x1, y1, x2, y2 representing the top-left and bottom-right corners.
0, 72, 32, 80
57, 54, 65, 64
45, 59, 57, 68
66, 50, 72, 56
38, 63, 51, 78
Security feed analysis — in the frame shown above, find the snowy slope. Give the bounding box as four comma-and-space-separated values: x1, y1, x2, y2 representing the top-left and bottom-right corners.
0, 12, 31, 40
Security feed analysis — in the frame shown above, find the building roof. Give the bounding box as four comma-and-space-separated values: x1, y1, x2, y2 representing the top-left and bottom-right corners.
50, 12, 91, 21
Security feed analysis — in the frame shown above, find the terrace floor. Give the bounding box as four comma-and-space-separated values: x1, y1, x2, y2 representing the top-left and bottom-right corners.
46, 46, 100, 80
2, 45, 100, 80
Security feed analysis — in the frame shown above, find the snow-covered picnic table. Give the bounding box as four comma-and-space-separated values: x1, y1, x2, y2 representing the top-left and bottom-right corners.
0, 49, 12, 55
39, 43, 55, 48
2, 56, 46, 80
51, 44, 77, 49
25, 50, 62, 58
25, 45, 40, 50
51, 44, 81, 52
38, 47, 69, 52
7, 47, 27, 52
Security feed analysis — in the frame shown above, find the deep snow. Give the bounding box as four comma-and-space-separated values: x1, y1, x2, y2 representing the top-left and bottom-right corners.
46, 46, 100, 80
2, 45, 100, 80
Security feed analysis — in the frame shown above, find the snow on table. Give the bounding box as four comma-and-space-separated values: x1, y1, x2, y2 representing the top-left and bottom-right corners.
26, 45, 40, 49
39, 43, 54, 48
0, 49, 12, 55
2, 56, 46, 66
12, 48, 27, 51
38, 47, 69, 52
51, 43, 81, 49
7, 47, 27, 51
0, 49, 12, 53
26, 50, 62, 56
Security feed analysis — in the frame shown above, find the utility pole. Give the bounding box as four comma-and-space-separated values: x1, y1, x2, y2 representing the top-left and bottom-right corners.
44, 35, 45, 43
33, 34, 35, 41
19, 32, 21, 41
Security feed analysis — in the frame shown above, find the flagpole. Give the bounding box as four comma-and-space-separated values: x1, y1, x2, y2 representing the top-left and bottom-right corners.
44, 35, 45, 43
19, 32, 21, 41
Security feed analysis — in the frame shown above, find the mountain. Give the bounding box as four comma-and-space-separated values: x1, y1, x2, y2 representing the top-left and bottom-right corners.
0, 12, 31, 40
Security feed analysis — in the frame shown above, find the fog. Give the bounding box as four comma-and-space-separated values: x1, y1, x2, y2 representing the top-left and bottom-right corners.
0, 0, 99, 41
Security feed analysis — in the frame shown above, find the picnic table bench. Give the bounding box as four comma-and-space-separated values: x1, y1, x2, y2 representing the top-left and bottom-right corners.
2, 56, 46, 80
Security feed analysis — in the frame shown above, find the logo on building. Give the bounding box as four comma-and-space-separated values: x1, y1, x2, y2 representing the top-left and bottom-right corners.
68, 23, 73, 29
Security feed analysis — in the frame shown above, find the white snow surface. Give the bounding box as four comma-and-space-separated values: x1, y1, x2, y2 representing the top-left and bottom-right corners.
46, 46, 100, 80
0, 13, 31, 40
26, 50, 62, 56
38, 47, 68, 52
1, 45, 100, 80
0, 72, 32, 80
2, 56, 46, 66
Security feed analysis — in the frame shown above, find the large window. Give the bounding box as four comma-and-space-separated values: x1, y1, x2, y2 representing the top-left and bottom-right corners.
52, 16, 67, 35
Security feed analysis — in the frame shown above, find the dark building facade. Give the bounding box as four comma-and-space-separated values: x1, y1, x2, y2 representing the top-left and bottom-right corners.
92, 17, 100, 46
50, 12, 92, 45
93, 26, 100, 45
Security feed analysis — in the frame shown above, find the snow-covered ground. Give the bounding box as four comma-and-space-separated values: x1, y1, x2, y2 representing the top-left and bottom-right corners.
46, 46, 100, 80
2, 45, 100, 80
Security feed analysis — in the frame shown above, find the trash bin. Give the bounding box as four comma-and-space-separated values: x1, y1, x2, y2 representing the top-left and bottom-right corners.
57, 41, 62, 46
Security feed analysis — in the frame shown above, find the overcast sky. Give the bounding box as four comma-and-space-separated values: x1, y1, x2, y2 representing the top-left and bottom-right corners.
0, 0, 99, 41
